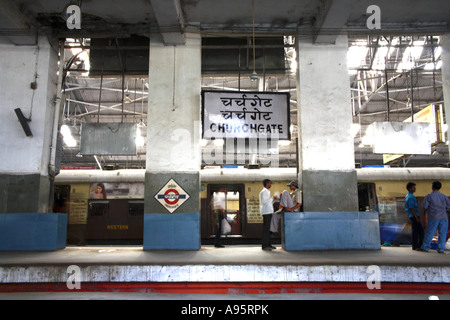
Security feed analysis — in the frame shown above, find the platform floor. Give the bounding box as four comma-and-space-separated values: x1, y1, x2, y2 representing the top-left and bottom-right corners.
0, 245, 448, 267
0, 245, 448, 285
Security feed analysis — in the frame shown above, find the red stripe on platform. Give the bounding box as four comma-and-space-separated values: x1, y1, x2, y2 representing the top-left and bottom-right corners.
0, 282, 449, 295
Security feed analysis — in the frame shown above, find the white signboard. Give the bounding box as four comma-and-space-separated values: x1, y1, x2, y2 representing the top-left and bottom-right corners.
202, 90, 290, 140
154, 179, 190, 213
373, 122, 432, 155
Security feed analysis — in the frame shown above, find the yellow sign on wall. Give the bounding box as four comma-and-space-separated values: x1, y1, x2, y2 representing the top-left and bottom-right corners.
68, 184, 90, 225
246, 198, 263, 223
69, 197, 88, 224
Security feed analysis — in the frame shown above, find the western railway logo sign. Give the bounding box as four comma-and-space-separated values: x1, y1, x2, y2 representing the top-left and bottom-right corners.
154, 179, 190, 213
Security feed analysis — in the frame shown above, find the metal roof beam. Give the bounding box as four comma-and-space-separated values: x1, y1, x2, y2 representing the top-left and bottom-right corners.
150, 0, 186, 45
0, 0, 39, 45
314, 0, 359, 44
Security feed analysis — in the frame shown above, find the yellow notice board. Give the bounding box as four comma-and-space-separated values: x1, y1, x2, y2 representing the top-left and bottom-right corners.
69, 198, 88, 224
68, 184, 90, 225
247, 198, 263, 223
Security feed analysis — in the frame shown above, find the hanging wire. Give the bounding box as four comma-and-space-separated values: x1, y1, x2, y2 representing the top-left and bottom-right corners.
252, 0, 256, 75
97, 47, 105, 123
29, 30, 40, 121
141, 79, 145, 124
133, 78, 137, 123
115, 38, 125, 123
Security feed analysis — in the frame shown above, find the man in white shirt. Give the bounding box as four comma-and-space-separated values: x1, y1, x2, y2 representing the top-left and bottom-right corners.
260, 179, 275, 251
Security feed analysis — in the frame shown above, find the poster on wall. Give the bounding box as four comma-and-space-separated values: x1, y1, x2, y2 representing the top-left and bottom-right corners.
202, 90, 290, 140
89, 182, 144, 199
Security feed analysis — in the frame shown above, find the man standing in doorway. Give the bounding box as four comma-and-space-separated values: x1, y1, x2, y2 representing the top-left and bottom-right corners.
419, 181, 450, 253
260, 179, 274, 251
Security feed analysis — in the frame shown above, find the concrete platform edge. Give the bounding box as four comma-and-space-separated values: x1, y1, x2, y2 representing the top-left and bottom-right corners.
1, 264, 448, 283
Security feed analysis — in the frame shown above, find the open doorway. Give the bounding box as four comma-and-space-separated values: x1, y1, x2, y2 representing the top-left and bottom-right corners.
205, 184, 245, 243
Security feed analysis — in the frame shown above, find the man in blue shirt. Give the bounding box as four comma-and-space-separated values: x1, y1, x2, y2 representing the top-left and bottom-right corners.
419, 181, 450, 253
405, 182, 424, 250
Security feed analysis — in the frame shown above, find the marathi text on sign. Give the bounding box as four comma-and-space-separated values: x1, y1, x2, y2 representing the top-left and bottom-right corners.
202, 90, 290, 140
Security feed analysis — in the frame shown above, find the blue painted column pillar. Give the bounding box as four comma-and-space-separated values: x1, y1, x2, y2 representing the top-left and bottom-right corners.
297, 34, 358, 212
143, 33, 202, 250
0, 36, 68, 250
284, 33, 380, 250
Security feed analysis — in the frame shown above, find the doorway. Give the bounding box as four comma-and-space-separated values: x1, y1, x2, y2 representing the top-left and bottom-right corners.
205, 184, 246, 241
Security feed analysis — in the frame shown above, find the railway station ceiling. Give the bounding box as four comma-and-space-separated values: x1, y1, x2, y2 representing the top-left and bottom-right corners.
1, 0, 449, 169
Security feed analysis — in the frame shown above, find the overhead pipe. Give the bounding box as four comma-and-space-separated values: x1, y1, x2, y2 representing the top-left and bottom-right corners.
410, 69, 414, 122
49, 40, 66, 177
384, 62, 390, 121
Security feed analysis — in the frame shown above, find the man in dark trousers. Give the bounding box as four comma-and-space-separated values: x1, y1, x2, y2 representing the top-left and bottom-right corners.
259, 179, 274, 251
405, 182, 424, 250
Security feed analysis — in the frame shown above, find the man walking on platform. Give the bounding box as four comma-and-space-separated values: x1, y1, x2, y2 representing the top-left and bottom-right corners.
419, 181, 450, 253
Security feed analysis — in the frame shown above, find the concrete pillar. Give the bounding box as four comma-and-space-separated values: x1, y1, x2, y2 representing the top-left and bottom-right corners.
0, 36, 59, 214
143, 33, 201, 250
442, 33, 450, 159
283, 34, 380, 251
296, 34, 358, 212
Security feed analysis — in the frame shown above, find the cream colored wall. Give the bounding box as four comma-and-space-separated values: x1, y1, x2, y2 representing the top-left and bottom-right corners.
374, 180, 450, 198
200, 181, 291, 200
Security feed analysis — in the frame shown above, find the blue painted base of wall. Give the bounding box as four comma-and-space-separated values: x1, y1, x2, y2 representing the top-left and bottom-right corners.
0, 213, 67, 251
143, 213, 200, 250
283, 211, 381, 251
